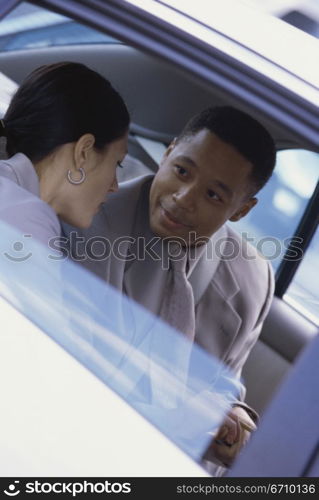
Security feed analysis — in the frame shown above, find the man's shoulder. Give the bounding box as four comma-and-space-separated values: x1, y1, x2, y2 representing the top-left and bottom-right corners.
109, 174, 154, 206
94, 174, 154, 235
209, 225, 274, 322
224, 224, 270, 267
102, 173, 153, 222
216, 224, 273, 291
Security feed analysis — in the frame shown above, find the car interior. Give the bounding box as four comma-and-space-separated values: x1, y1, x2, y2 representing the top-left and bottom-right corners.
0, 2, 318, 472
1, 38, 318, 417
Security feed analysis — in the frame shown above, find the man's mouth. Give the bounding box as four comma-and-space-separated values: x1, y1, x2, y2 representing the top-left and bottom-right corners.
160, 204, 194, 229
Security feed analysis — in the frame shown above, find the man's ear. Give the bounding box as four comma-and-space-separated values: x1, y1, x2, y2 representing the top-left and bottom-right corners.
73, 133, 95, 169
229, 197, 258, 222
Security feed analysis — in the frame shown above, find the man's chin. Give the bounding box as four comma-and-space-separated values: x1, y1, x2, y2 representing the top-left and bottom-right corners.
150, 220, 189, 243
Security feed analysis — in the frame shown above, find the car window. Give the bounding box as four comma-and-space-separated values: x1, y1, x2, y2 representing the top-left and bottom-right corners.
284, 227, 319, 326
230, 149, 319, 324
0, 220, 239, 463
0, 2, 119, 51
1, 2, 318, 331
231, 149, 318, 270
0, 71, 17, 117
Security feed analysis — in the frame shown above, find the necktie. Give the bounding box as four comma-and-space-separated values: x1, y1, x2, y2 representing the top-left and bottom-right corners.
149, 247, 196, 407
160, 248, 196, 342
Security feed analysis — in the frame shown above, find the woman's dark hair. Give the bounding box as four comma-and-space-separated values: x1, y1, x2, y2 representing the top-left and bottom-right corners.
176, 106, 276, 195
0, 61, 130, 162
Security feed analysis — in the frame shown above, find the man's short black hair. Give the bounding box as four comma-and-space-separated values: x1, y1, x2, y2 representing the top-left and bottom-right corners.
176, 106, 276, 195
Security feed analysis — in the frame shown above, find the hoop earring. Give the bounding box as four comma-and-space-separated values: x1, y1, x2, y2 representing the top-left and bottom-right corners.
67, 168, 86, 185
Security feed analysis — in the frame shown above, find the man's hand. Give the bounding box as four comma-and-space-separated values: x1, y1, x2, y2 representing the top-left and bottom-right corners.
207, 406, 257, 467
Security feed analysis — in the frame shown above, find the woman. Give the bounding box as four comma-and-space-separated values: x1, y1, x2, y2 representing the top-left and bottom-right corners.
0, 61, 129, 247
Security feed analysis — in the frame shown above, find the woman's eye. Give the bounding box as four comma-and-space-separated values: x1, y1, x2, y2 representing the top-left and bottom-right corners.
207, 189, 221, 201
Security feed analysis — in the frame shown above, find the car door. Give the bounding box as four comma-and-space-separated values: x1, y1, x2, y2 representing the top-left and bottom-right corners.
0, 0, 318, 475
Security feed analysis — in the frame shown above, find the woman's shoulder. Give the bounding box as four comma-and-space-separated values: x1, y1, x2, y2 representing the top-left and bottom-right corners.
0, 153, 60, 245
0, 155, 19, 183
0, 153, 39, 193
0, 176, 60, 246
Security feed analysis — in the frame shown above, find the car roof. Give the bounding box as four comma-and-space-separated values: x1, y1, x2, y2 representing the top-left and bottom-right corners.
22, 0, 316, 150
155, 0, 319, 88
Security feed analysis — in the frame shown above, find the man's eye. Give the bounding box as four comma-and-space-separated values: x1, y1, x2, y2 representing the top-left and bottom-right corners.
175, 165, 187, 176
207, 189, 221, 201
117, 162, 124, 169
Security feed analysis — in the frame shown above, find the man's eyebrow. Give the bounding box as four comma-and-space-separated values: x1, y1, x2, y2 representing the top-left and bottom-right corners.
214, 180, 234, 198
175, 155, 198, 167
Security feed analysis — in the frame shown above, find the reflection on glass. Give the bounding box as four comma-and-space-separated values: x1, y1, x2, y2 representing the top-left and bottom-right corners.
0, 221, 240, 462
285, 228, 319, 326
0, 2, 118, 52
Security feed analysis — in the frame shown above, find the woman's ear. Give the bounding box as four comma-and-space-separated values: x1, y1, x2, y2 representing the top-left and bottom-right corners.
73, 133, 96, 169
229, 197, 258, 222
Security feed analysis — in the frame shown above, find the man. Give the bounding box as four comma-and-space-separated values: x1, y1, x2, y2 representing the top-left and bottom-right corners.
62, 106, 275, 470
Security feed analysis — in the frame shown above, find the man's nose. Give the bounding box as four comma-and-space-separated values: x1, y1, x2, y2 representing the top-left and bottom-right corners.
172, 185, 196, 211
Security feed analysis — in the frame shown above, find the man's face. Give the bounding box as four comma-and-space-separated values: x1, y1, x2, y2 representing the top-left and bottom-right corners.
149, 129, 257, 244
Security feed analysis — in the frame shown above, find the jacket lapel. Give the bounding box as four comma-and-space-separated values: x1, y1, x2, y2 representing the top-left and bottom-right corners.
188, 225, 227, 305
123, 177, 168, 317
195, 257, 242, 360
104, 175, 154, 290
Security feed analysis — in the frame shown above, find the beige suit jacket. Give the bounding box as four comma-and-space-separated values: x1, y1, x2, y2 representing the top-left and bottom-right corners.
62, 175, 274, 407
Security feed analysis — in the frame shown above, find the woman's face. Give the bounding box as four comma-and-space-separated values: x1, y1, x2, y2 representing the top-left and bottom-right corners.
51, 133, 128, 228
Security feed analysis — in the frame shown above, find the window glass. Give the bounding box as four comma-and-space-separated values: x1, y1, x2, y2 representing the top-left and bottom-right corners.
284, 228, 319, 326
0, 2, 118, 51
0, 221, 239, 463
230, 148, 319, 324
231, 149, 319, 271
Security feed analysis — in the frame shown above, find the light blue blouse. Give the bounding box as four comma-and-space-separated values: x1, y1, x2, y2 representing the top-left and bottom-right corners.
0, 153, 60, 248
